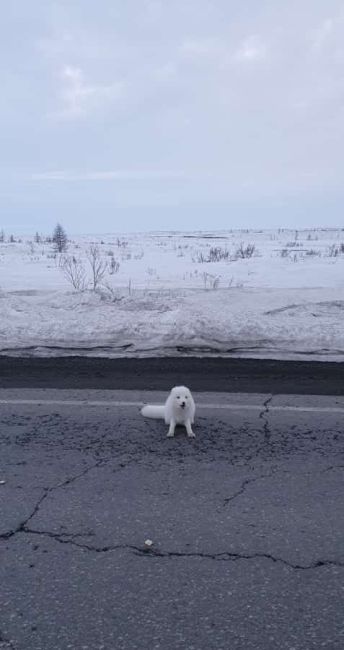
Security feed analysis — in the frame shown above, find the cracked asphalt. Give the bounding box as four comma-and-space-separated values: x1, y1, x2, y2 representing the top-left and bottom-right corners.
0, 388, 344, 650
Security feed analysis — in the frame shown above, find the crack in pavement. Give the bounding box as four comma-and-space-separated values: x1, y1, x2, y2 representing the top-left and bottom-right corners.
222, 471, 276, 508
14, 527, 126, 551
9, 527, 344, 572
259, 395, 273, 442
0, 455, 141, 543
323, 464, 344, 473
134, 548, 344, 571
0, 490, 49, 541
2, 466, 343, 574
0, 460, 107, 541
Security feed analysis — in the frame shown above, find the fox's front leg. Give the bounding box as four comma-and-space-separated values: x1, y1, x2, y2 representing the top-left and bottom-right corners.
167, 419, 176, 437
185, 419, 196, 438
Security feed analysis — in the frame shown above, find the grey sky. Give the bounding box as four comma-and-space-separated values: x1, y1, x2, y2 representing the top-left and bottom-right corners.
1, 0, 344, 233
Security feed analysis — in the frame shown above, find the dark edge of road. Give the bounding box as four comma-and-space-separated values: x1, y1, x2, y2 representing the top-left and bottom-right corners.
0, 356, 343, 395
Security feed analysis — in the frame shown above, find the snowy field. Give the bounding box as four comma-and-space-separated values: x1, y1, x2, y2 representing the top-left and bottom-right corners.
1, 228, 344, 360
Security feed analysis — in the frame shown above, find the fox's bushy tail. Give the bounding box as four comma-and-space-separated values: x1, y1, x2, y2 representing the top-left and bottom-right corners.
141, 404, 165, 419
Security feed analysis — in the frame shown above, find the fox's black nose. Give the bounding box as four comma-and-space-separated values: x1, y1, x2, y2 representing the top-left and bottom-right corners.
181, 401, 186, 408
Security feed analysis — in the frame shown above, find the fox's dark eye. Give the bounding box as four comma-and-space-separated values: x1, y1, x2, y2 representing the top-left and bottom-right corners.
177, 396, 180, 399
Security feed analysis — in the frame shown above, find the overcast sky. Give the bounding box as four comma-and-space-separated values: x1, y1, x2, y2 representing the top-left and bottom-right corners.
1, 0, 344, 233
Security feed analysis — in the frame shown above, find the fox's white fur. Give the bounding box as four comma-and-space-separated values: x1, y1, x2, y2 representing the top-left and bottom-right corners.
141, 386, 196, 438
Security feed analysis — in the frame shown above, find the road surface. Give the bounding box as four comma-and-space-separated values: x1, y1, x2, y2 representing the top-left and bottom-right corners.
0, 383, 344, 649
1, 356, 344, 394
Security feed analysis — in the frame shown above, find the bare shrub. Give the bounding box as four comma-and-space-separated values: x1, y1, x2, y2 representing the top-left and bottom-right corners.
202, 272, 220, 290
286, 241, 301, 247
109, 257, 120, 274
101, 282, 123, 302
212, 275, 220, 289
193, 250, 207, 263
328, 244, 340, 257
235, 243, 256, 259
305, 249, 321, 257
62, 255, 87, 291
146, 267, 157, 277
193, 247, 229, 263
208, 247, 230, 262
228, 276, 243, 288
116, 238, 128, 248
86, 245, 108, 290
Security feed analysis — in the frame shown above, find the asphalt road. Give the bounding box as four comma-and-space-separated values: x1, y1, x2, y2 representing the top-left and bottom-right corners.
0, 387, 344, 650
1, 356, 344, 394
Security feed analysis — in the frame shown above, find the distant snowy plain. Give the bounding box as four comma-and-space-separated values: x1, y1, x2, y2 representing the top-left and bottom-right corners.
1, 228, 344, 360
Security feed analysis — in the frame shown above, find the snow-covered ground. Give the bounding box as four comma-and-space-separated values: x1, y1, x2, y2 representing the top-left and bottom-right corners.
1, 228, 344, 360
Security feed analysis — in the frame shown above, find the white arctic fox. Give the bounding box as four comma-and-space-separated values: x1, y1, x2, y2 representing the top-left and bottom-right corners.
141, 386, 196, 438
